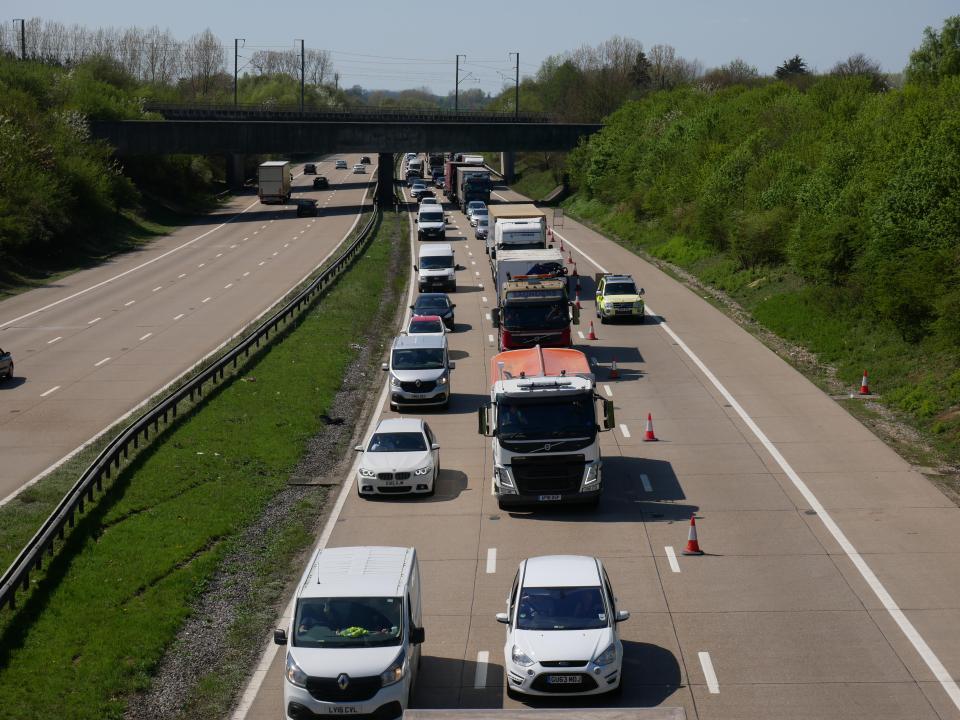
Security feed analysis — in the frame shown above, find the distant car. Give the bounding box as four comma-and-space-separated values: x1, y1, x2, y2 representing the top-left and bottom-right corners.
419, 197, 439, 207
296, 198, 319, 217
360, 155, 372, 164
435, 177, 445, 190
353, 164, 367, 174
303, 163, 316, 174
470, 207, 488, 227
335, 159, 348, 169
595, 273, 645, 324
410, 183, 429, 199
354, 417, 439, 497
475, 217, 489, 240
465, 201, 486, 223
0, 347, 13, 380
406, 171, 423, 186
410, 293, 455, 331
417, 189, 436, 203
406, 314, 447, 336
312, 176, 329, 189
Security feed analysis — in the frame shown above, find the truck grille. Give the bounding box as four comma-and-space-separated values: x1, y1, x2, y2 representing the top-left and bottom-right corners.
400, 380, 436, 392
511, 454, 584, 495
305, 675, 381, 702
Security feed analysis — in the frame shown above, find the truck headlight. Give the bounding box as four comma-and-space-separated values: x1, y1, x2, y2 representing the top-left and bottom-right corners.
380, 649, 407, 687
583, 462, 601, 486
511, 645, 535, 667
285, 653, 308, 688
359, 467, 377, 478
594, 643, 616, 667
494, 466, 515, 489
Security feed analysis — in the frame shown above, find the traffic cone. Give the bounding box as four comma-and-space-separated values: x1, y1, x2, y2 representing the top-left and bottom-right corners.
859, 370, 870, 395
609, 358, 620, 379
575, 276, 581, 292
574, 292, 582, 309
547, 227, 553, 239
559, 237, 565, 252
567, 251, 574, 265
682, 514, 704, 556
572, 262, 579, 277
643, 413, 657, 441
587, 321, 598, 340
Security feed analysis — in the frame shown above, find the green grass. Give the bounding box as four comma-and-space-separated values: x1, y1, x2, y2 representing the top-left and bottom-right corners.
0, 210, 403, 720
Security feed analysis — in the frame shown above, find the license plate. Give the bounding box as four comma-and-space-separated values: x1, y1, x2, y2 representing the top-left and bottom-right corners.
538, 494, 562, 502
382, 479, 404, 486
547, 675, 582, 684
408, 393, 429, 398
327, 707, 357, 714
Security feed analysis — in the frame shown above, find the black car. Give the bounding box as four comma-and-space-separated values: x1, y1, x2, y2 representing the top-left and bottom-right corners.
360, 155, 371, 164
303, 163, 316, 174
411, 294, 456, 331
313, 176, 329, 189
296, 198, 319, 217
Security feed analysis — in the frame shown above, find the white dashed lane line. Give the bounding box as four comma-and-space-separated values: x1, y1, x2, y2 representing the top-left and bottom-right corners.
487, 334, 495, 344
41, 386, 60, 398
699, 651, 719, 693
486, 548, 497, 574
153, 286, 163, 292
603, 384, 613, 397
577, 330, 585, 340
259, 261, 266, 266
202, 297, 212, 304
216, 253, 223, 258
94, 357, 111, 367
665, 546, 680, 573
243, 272, 250, 277
124, 300, 135, 307
474, 651, 489, 689
224, 283, 233, 289
87, 317, 101, 325
173, 313, 184, 321
139, 333, 152, 341
619, 423, 631, 438
230, 244, 237, 249
481, 296, 488, 303
178, 273, 187, 279
47, 336, 62, 345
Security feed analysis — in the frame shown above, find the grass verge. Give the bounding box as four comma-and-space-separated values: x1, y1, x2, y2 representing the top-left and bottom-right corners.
0, 208, 399, 720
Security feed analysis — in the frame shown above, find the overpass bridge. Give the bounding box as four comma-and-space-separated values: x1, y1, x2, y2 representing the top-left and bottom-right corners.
89, 104, 602, 205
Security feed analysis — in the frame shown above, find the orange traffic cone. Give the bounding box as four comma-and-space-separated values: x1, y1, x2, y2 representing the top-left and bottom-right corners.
547, 227, 553, 239
574, 292, 582, 309
859, 370, 870, 395
559, 237, 565, 252
682, 514, 704, 556
609, 358, 620, 379
643, 413, 657, 441
572, 262, 579, 277
567, 251, 574, 265
587, 321, 598, 340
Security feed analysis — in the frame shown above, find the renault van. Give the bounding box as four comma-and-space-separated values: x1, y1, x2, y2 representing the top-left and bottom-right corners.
275, 546, 424, 720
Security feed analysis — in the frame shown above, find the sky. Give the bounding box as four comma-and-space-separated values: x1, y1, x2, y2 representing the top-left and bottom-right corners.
10, 0, 958, 94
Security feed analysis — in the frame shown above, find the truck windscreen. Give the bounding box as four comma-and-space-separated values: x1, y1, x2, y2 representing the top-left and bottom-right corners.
496, 396, 596, 440
503, 302, 568, 330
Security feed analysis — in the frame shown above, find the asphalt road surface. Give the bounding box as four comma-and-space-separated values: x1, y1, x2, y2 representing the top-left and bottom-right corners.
236, 174, 960, 720
0, 156, 376, 503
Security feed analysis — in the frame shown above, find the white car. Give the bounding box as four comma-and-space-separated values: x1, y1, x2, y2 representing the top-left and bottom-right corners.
469, 207, 488, 227
353, 164, 367, 174
419, 197, 439, 207
465, 200, 486, 223
355, 418, 439, 497
496, 555, 629, 698
335, 159, 348, 169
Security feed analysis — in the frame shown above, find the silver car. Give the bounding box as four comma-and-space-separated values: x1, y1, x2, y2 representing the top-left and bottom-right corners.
382, 334, 454, 411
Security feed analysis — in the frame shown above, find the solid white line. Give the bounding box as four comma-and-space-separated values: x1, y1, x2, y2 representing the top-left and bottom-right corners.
488, 334, 495, 343
139, 333, 152, 341
202, 297, 211, 304
619, 423, 631, 438
481, 296, 488, 303
87, 317, 101, 325
577, 330, 585, 339
41, 386, 60, 398
486, 548, 497, 574
640, 473, 652, 492
152, 286, 162, 292
699, 651, 719, 693
603, 384, 612, 397
474, 651, 490, 689
485, 313, 492, 321
47, 336, 62, 345
559, 227, 960, 713
94, 357, 111, 367
665, 546, 680, 573
124, 300, 135, 307
492, 191, 510, 201
0, 197, 263, 330
173, 313, 184, 321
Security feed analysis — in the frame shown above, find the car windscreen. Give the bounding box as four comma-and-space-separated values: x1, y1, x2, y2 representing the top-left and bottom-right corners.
604, 282, 637, 296
496, 396, 595, 440
294, 597, 403, 648
392, 348, 445, 370
473, 209, 488, 217
420, 212, 444, 223
409, 320, 444, 334
419, 256, 453, 269
516, 586, 607, 631
367, 431, 427, 452
415, 297, 450, 311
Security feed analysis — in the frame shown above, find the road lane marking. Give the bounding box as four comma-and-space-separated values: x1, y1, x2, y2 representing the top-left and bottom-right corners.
474, 651, 489, 689
94, 357, 111, 367
577, 330, 585, 339
486, 313, 492, 321
202, 297, 211, 303
556, 226, 960, 713
243, 237, 248, 241
665, 546, 680, 573
216, 253, 223, 258
124, 300, 135, 307
41, 386, 60, 398
153, 286, 162, 292
699, 652, 719, 693
474, 271, 480, 276
178, 273, 187, 279
47, 336, 62, 345
273, 251, 279, 256
486, 548, 497, 574
492, 191, 510, 201
471, 260, 476, 266
481, 296, 488, 303
224, 283, 233, 289
230, 244, 237, 249
488, 334, 495, 343
640, 473, 652, 492
139, 333, 152, 341
619, 423, 631, 438
259, 261, 266, 266
87, 317, 101, 325
173, 313, 184, 321
253, 231, 258, 235
284, 243, 289, 248
243, 272, 250, 277
603, 384, 612, 397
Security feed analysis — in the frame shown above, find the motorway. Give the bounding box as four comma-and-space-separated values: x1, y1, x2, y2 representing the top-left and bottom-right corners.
237, 168, 960, 720
0, 156, 376, 503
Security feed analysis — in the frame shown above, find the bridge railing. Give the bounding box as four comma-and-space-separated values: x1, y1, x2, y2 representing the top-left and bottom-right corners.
0, 184, 382, 612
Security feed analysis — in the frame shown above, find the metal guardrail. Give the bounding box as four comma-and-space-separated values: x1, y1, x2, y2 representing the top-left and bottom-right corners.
142, 102, 551, 124
0, 185, 382, 611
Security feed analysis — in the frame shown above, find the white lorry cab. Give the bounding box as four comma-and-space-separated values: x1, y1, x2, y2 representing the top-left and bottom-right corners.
274, 546, 424, 720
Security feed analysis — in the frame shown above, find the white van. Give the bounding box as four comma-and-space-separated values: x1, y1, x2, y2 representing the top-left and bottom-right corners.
275, 546, 423, 719
415, 243, 458, 293
416, 204, 446, 241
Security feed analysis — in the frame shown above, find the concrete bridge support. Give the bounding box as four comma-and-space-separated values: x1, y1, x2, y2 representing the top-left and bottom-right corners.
377, 153, 395, 208
225, 153, 246, 190
500, 151, 516, 184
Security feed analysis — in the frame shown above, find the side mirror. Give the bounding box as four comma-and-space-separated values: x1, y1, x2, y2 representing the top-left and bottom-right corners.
603, 398, 616, 431
354, 444, 364, 452
448, 361, 456, 370
451, 304, 456, 309
409, 305, 415, 310
639, 288, 645, 295
478, 403, 491, 437
491, 309, 500, 328
414, 218, 419, 224
490, 249, 497, 259
431, 443, 440, 450
413, 264, 418, 271
495, 612, 509, 624
455, 264, 465, 271
615, 610, 631, 623
381, 362, 389, 371
410, 626, 426, 645
274, 629, 288, 645
571, 304, 580, 325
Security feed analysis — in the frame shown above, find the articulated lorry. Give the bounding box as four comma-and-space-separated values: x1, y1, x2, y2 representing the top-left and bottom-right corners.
258, 161, 292, 204
491, 274, 579, 350
486, 204, 547, 257
454, 165, 492, 211
427, 152, 445, 179
478, 345, 615, 509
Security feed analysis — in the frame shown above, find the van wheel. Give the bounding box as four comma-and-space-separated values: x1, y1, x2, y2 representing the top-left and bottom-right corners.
390, 402, 399, 412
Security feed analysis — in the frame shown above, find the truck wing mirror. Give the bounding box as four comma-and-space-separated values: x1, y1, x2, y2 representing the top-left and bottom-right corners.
491, 309, 500, 328
478, 403, 492, 437
615, 610, 631, 623
602, 398, 616, 431
571, 304, 580, 325
456, 264, 466, 271
273, 629, 288, 646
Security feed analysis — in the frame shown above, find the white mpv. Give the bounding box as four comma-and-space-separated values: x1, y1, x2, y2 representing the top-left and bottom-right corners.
275, 546, 424, 719
496, 555, 629, 697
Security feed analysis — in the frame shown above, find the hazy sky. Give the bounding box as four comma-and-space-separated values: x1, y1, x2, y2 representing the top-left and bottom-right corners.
12, 1, 957, 94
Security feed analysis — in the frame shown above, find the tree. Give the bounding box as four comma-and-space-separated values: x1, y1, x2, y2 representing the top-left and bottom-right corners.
831, 53, 887, 91
630, 50, 652, 90
702, 58, 761, 89
182, 28, 225, 97
775, 55, 810, 78
905, 15, 960, 84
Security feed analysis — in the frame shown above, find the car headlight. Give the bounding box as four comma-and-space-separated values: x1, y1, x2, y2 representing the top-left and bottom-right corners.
390, 375, 401, 388
511, 645, 535, 667
285, 653, 308, 687
414, 466, 432, 476
594, 643, 617, 667
359, 467, 377, 478
380, 649, 406, 687
583, 462, 600, 486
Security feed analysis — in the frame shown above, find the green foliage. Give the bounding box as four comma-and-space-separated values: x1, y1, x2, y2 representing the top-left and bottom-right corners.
905, 15, 960, 85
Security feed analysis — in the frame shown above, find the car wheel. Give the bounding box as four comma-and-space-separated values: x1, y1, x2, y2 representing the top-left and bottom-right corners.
606, 677, 623, 696
6, 363, 12, 379
636, 314, 645, 324
600, 316, 608, 325
506, 685, 523, 701
584, 494, 601, 509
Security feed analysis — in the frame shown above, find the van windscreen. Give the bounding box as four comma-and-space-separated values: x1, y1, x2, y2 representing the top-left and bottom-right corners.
420, 212, 443, 223
294, 597, 403, 648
